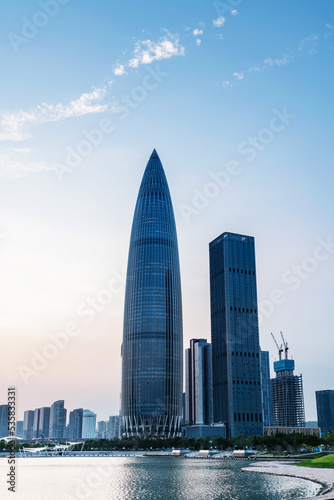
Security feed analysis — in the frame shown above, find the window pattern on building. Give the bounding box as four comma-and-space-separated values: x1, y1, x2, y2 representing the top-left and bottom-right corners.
121, 150, 183, 437
271, 374, 305, 427
209, 232, 263, 437
316, 390, 334, 435
185, 339, 213, 426
261, 350, 273, 427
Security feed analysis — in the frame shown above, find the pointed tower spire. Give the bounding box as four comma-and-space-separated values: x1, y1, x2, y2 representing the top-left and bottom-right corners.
150, 148, 159, 160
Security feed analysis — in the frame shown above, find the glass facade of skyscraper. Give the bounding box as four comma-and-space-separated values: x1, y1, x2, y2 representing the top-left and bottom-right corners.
0, 405, 9, 438
121, 150, 183, 437
23, 410, 35, 440
69, 408, 83, 440
316, 390, 334, 435
260, 350, 273, 427
38, 407, 50, 439
49, 400, 67, 440
209, 232, 263, 437
185, 339, 213, 425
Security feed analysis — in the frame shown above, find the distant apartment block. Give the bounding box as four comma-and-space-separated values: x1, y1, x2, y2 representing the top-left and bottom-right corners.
108, 415, 121, 440
15, 421, 24, 438
49, 400, 67, 440
23, 410, 35, 440
82, 410, 96, 439
0, 405, 9, 438
69, 408, 83, 440
97, 421, 107, 439
38, 407, 50, 439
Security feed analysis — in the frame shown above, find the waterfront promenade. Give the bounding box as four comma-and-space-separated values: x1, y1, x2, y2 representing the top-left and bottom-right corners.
242, 462, 334, 499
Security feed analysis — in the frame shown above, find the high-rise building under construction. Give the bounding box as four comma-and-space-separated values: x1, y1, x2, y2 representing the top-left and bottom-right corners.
271, 333, 305, 428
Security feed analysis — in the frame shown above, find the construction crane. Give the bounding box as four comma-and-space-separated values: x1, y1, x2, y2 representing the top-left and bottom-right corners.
271, 332, 283, 360
280, 331, 289, 359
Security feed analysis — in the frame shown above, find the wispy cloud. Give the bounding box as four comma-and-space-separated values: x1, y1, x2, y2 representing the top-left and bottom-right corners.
231, 10, 238, 16
213, 17, 226, 28
1, 29, 186, 178
0, 86, 111, 142
223, 27, 331, 89
0, 147, 55, 179
249, 53, 294, 73
298, 34, 319, 54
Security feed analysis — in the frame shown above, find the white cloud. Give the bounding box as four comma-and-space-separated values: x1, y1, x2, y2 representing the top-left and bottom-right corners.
196, 38, 201, 46
127, 33, 185, 69
231, 10, 238, 16
233, 72, 244, 80
326, 23, 334, 29
113, 64, 126, 76
273, 54, 294, 66
0, 147, 56, 179
193, 29, 203, 37
222, 80, 232, 88
0, 86, 110, 142
213, 17, 226, 28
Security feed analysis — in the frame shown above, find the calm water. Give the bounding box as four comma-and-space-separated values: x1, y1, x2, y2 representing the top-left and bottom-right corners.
0, 456, 319, 500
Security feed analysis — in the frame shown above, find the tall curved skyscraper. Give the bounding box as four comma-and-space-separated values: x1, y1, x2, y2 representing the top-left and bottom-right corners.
121, 150, 183, 438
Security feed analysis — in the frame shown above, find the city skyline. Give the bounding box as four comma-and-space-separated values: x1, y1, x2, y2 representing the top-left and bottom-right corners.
1, 1, 334, 421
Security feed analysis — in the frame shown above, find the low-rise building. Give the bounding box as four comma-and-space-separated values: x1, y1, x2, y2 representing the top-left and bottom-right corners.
264, 426, 320, 437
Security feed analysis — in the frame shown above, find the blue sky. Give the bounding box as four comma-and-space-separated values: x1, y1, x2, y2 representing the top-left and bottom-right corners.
0, 0, 333, 422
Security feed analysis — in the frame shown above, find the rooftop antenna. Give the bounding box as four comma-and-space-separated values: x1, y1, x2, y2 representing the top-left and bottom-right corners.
271, 332, 283, 361
280, 331, 289, 359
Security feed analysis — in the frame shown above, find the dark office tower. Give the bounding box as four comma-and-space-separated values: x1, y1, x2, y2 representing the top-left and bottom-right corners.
0, 405, 9, 438
209, 232, 263, 438
49, 400, 67, 440
271, 354, 305, 427
185, 339, 213, 425
182, 392, 186, 426
23, 410, 35, 440
316, 390, 334, 436
38, 407, 50, 439
121, 150, 183, 438
260, 351, 273, 427
69, 409, 83, 440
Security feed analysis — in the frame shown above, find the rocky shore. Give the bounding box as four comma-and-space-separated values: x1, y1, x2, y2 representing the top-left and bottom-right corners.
241, 461, 334, 499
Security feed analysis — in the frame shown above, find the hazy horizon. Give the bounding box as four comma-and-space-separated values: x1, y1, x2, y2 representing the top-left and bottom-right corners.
1, 1, 334, 423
